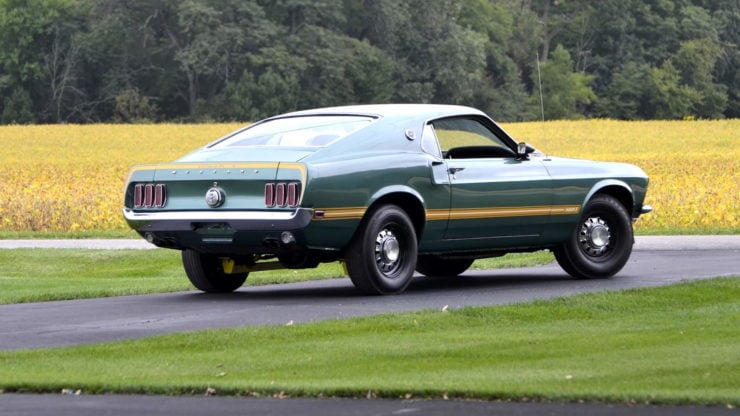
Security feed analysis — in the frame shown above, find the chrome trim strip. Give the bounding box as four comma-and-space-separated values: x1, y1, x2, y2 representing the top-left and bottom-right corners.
122, 208, 307, 222
641, 204, 653, 214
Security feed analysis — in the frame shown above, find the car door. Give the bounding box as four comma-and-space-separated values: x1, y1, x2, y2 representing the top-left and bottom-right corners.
431, 117, 553, 248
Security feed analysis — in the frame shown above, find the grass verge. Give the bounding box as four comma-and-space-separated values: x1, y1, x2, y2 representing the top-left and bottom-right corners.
0, 277, 737, 405
2, 227, 738, 239
0, 249, 553, 304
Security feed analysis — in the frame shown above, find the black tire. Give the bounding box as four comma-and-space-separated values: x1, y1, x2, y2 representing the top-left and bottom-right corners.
345, 204, 418, 295
554, 194, 633, 279
182, 249, 248, 293
416, 256, 473, 277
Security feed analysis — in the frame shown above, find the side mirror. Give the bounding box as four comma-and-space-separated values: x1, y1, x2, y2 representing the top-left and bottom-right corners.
517, 142, 531, 159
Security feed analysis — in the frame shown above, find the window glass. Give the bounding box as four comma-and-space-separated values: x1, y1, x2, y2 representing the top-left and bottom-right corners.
212, 116, 375, 148
420, 123, 442, 158
432, 118, 507, 151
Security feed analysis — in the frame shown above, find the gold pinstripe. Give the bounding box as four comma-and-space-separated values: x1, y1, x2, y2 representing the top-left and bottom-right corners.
313, 205, 580, 221
127, 162, 307, 184
313, 207, 367, 220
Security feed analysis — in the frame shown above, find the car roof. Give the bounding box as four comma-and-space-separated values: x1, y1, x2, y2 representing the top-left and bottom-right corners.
271, 104, 488, 121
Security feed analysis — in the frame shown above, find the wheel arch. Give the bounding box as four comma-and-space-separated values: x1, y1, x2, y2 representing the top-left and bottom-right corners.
583, 180, 634, 216
366, 186, 426, 240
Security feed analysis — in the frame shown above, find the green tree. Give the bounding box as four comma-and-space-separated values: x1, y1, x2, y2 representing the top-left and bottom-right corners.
597, 62, 652, 120
671, 38, 728, 118
460, 0, 528, 121
646, 61, 701, 119
113, 88, 159, 123
1, 87, 35, 124
168, 0, 273, 118
0, 0, 84, 123
536, 45, 595, 120
362, 0, 486, 104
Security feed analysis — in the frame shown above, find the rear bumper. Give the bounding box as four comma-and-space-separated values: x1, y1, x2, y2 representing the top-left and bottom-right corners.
123, 208, 314, 229
122, 208, 315, 252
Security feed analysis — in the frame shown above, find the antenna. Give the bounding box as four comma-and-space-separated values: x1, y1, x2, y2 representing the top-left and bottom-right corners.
536, 52, 545, 122
534, 52, 550, 158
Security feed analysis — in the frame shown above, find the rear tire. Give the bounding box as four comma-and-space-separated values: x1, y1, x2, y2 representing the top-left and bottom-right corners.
182, 250, 248, 293
554, 194, 633, 279
415, 256, 473, 277
345, 205, 418, 295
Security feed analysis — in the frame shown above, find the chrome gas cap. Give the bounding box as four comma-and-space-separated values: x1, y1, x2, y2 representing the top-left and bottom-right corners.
205, 183, 225, 208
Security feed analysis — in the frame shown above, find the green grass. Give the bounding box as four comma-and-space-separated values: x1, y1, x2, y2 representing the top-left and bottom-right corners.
0, 249, 553, 304
633, 226, 740, 235
0, 230, 139, 239
0, 277, 737, 405
1, 225, 737, 240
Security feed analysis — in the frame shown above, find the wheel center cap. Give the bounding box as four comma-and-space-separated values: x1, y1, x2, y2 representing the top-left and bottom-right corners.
590, 225, 609, 248
382, 238, 400, 262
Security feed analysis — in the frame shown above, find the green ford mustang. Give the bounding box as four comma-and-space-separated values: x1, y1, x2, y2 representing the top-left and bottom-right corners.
123, 104, 651, 295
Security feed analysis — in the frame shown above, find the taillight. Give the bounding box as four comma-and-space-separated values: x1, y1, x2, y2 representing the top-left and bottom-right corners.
133, 184, 167, 208
275, 183, 286, 207
264, 182, 300, 208
264, 183, 275, 207
287, 183, 298, 207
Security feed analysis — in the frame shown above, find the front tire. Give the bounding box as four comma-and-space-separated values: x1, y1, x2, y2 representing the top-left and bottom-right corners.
554, 194, 633, 279
182, 250, 248, 293
345, 205, 418, 295
416, 256, 473, 277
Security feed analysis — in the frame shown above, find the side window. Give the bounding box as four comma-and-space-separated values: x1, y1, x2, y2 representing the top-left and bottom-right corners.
432, 117, 507, 151
432, 117, 514, 159
420, 123, 442, 158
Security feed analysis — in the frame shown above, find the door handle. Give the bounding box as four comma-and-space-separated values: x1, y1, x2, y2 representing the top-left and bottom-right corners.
448, 167, 465, 179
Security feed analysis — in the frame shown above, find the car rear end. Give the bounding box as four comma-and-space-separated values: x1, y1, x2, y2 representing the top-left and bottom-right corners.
123, 161, 311, 254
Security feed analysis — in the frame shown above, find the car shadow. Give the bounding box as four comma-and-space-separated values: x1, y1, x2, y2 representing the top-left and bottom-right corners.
173, 267, 575, 303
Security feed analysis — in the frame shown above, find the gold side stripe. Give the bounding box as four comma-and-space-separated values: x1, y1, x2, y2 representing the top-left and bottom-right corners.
314, 207, 367, 220
427, 205, 581, 221
426, 210, 450, 220
314, 205, 580, 221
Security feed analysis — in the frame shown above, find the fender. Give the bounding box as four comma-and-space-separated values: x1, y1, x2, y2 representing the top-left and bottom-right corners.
582, 179, 634, 213
367, 184, 426, 209
365, 185, 428, 239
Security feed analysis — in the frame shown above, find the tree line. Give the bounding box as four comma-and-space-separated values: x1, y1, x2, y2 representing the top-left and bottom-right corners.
0, 0, 737, 124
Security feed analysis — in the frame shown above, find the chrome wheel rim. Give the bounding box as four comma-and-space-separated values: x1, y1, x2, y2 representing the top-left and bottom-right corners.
578, 217, 611, 257
375, 227, 402, 276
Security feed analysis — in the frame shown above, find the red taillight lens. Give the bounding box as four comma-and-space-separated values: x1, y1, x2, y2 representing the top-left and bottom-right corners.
154, 184, 166, 207
265, 182, 300, 208
134, 184, 143, 207
287, 183, 298, 207
144, 184, 153, 207
275, 183, 286, 207
133, 184, 167, 208
265, 183, 275, 207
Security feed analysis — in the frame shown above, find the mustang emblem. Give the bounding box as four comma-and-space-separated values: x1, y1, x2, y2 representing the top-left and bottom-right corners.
205, 184, 225, 208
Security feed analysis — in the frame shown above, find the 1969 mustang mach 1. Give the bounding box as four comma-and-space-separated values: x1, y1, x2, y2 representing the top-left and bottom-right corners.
123, 104, 651, 295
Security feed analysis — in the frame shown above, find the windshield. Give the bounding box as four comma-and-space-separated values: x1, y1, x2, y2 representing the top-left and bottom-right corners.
212, 115, 375, 148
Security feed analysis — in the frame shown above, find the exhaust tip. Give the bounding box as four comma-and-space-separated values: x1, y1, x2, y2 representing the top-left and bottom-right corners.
144, 232, 156, 244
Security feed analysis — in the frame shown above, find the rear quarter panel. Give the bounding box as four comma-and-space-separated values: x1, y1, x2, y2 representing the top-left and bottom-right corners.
301, 150, 448, 249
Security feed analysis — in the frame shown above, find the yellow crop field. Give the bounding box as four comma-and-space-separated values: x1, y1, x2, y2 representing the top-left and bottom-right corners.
0, 120, 737, 234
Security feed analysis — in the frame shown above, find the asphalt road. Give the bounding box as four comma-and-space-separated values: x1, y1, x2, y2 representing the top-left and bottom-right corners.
0, 394, 734, 416
0, 236, 738, 416
0, 237, 739, 350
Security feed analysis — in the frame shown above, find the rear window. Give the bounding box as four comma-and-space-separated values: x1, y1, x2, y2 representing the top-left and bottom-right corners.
212, 115, 375, 148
